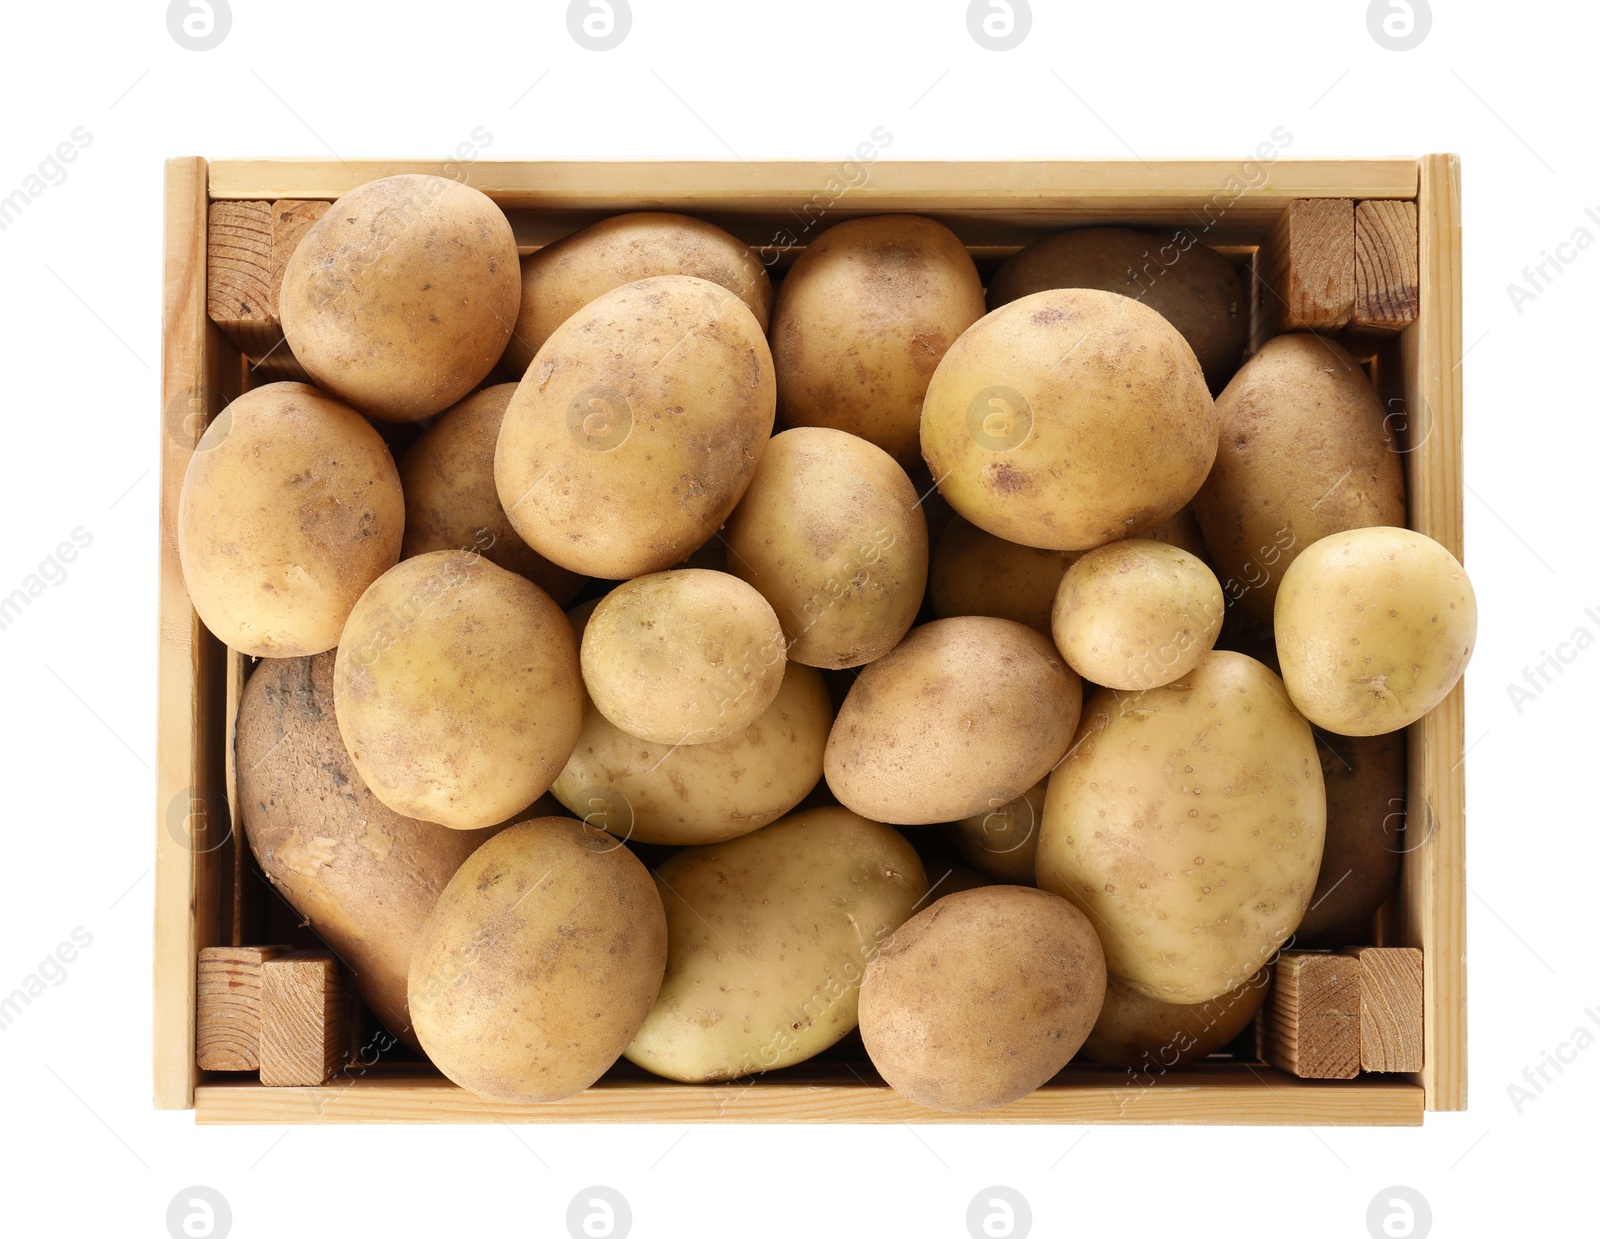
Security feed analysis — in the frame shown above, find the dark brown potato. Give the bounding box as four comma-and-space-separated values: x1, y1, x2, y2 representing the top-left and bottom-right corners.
1296, 730, 1405, 946
987, 226, 1248, 390
1081, 972, 1269, 1074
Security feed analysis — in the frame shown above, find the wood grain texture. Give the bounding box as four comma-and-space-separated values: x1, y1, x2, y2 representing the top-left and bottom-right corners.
259, 952, 348, 1087
1346, 947, 1424, 1073
194, 1063, 1423, 1126
1264, 953, 1361, 1079
1257, 199, 1356, 336
205, 199, 325, 380
1354, 200, 1420, 331
196, 946, 287, 1071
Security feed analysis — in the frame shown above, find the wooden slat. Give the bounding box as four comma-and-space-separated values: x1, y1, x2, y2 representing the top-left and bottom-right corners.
196, 946, 287, 1071
1263, 953, 1361, 1079
194, 1063, 1423, 1126
1398, 154, 1466, 1111
1256, 199, 1356, 337
259, 952, 349, 1087
1354, 200, 1420, 331
1345, 947, 1424, 1073
205, 199, 325, 381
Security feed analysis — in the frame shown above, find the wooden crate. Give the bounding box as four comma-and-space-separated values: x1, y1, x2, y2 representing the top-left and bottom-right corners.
157, 157, 1463, 1125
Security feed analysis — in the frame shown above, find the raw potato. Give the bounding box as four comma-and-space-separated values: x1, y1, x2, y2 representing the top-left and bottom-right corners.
581, 569, 786, 745
626, 808, 926, 1082
495, 275, 776, 578
279, 175, 519, 421
552, 661, 832, 846
235, 653, 503, 1052
1193, 334, 1406, 621
987, 227, 1248, 390
1297, 730, 1404, 946
408, 818, 667, 1104
1050, 539, 1224, 691
1275, 526, 1476, 736
824, 617, 1083, 825
946, 779, 1046, 885
334, 551, 583, 829
724, 427, 929, 668
177, 382, 403, 657
1082, 971, 1269, 1073
1037, 650, 1326, 1004
503, 212, 771, 376
930, 516, 1076, 635
1139, 505, 1211, 562
921, 289, 1217, 551
859, 887, 1106, 1112
771, 215, 985, 467
399, 383, 584, 604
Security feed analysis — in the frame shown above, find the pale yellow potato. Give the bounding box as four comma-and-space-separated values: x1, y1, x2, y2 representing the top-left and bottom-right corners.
334, 551, 583, 829
1050, 539, 1224, 690
552, 660, 832, 846
399, 383, 584, 604
625, 807, 926, 1082
581, 569, 786, 745
177, 382, 403, 657
495, 275, 776, 578
930, 517, 1077, 635
1081, 971, 1269, 1073
1037, 651, 1326, 1004
408, 818, 667, 1103
859, 886, 1106, 1112
771, 215, 985, 467
921, 288, 1217, 551
824, 617, 1082, 825
503, 212, 771, 376
1193, 334, 1406, 621
280, 175, 519, 421
723, 427, 928, 669
1275, 527, 1477, 736
946, 779, 1046, 885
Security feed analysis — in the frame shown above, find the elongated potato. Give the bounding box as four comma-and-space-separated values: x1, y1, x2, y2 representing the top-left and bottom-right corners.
625, 808, 926, 1082
930, 517, 1076, 635
1297, 730, 1404, 946
1082, 971, 1269, 1073
946, 779, 1046, 885
1037, 651, 1326, 1004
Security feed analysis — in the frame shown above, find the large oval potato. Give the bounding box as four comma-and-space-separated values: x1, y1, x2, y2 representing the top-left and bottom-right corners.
1037, 650, 1326, 1004
495, 275, 776, 578
626, 808, 926, 1082
859, 886, 1106, 1111
987, 227, 1248, 390
504, 212, 771, 376
921, 289, 1217, 551
1081, 971, 1268, 1073
399, 383, 584, 604
771, 215, 984, 467
580, 569, 786, 745
1275, 527, 1476, 736
177, 382, 403, 657
408, 818, 667, 1103
930, 516, 1077, 635
1297, 730, 1404, 946
724, 427, 928, 668
334, 551, 583, 829
1192, 334, 1406, 621
824, 617, 1082, 825
236, 653, 504, 1053
552, 661, 832, 846
946, 779, 1047, 885
279, 175, 519, 421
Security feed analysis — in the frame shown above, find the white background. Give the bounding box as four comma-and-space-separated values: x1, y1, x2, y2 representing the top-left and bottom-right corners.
0, 1, 1590, 1235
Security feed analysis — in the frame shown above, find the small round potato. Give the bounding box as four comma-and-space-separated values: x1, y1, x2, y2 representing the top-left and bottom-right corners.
771, 215, 985, 467
334, 551, 583, 829
724, 427, 929, 668
824, 617, 1083, 825
495, 275, 776, 579
553, 660, 832, 846
177, 382, 404, 657
279, 175, 519, 421
921, 289, 1217, 551
399, 383, 584, 604
408, 818, 667, 1104
1050, 539, 1224, 690
581, 569, 786, 745
930, 517, 1077, 635
1081, 971, 1269, 1073
946, 779, 1046, 885
859, 886, 1106, 1112
503, 212, 771, 376
1275, 527, 1477, 736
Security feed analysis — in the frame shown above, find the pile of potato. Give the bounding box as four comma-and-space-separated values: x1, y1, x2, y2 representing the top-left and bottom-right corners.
182, 175, 1477, 1112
